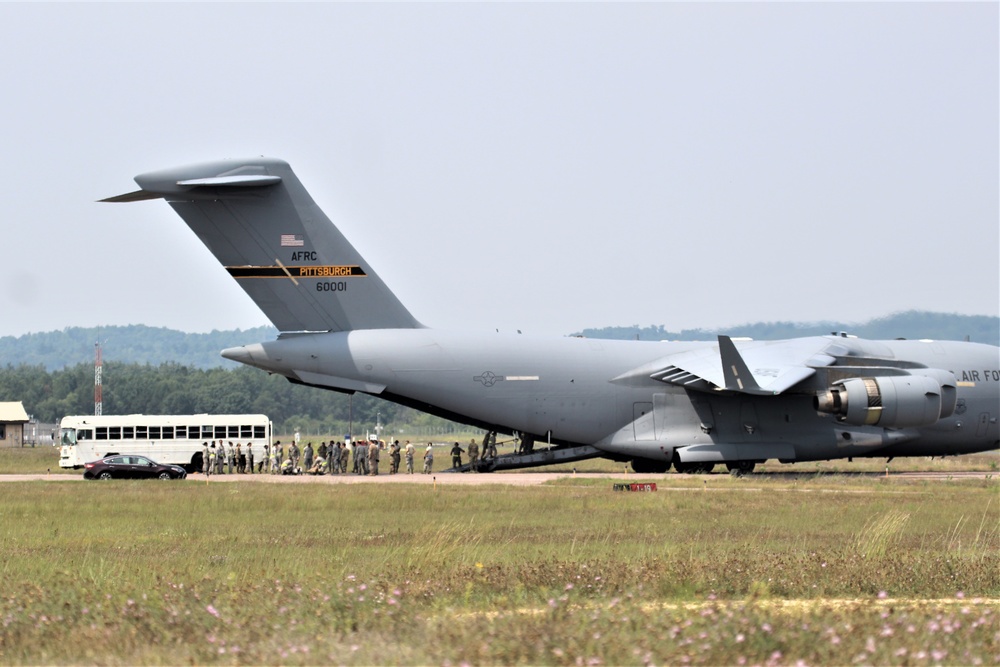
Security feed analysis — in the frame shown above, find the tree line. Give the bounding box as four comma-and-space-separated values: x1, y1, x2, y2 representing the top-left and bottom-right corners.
0, 361, 434, 437
0, 325, 278, 372
2, 312, 996, 376
575, 311, 999, 345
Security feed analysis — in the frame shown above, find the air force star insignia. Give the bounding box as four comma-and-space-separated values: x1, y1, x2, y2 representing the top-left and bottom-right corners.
474, 371, 502, 387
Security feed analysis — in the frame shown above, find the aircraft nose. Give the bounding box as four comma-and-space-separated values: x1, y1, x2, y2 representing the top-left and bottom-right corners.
221, 343, 264, 365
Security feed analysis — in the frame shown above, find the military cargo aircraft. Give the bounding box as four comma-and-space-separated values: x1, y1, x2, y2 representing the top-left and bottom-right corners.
104, 158, 999, 473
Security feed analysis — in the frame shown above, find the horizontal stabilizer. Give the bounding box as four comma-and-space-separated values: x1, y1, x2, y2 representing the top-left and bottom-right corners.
99, 190, 164, 203
176, 175, 282, 187
102, 163, 283, 202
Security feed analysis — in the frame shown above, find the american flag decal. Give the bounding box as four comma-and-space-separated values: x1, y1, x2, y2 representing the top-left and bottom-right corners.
280, 234, 304, 247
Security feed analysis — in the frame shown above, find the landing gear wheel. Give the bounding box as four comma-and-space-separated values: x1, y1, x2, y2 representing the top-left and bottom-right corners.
673, 461, 715, 474
726, 461, 756, 476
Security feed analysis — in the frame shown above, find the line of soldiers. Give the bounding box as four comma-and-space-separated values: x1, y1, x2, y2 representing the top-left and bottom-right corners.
199, 439, 311, 476
199, 433, 500, 476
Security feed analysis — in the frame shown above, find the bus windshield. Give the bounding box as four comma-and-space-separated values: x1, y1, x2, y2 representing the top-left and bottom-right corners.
60, 428, 77, 446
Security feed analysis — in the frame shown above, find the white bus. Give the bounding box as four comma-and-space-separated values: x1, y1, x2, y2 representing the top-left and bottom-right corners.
58, 414, 272, 472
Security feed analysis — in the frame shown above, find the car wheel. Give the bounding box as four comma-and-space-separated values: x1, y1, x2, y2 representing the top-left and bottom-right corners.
158, 472, 172, 480
98, 471, 113, 480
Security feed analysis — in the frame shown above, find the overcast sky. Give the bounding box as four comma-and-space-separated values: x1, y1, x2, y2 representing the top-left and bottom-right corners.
1, 3, 996, 341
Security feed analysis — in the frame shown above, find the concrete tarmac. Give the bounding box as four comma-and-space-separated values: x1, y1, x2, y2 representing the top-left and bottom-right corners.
2, 470, 994, 484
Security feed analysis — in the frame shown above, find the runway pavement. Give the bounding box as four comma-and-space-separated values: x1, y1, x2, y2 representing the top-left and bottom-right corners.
2, 470, 995, 485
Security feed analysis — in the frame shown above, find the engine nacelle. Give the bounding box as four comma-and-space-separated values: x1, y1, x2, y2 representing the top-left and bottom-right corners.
814, 374, 954, 429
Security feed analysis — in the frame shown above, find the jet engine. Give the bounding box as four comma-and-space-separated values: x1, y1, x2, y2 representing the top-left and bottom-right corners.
814, 372, 957, 429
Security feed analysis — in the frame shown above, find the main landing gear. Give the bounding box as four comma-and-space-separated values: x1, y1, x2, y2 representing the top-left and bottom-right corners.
672, 461, 716, 474
725, 461, 757, 476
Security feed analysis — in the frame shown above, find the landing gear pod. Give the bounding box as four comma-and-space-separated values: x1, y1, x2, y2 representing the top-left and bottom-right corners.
630, 458, 671, 474
814, 374, 954, 428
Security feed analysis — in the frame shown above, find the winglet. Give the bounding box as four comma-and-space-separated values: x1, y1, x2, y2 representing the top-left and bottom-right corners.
718, 335, 765, 394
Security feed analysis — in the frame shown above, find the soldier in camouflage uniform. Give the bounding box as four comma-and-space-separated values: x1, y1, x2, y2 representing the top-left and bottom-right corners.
404, 441, 415, 474
340, 442, 350, 474
389, 440, 401, 474
303, 442, 313, 472
423, 443, 434, 474
467, 438, 479, 472
368, 440, 380, 475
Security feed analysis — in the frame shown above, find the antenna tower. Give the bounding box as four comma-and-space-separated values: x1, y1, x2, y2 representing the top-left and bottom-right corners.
94, 341, 103, 416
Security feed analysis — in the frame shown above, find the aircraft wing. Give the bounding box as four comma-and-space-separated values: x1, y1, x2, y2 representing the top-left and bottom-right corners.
622, 336, 837, 395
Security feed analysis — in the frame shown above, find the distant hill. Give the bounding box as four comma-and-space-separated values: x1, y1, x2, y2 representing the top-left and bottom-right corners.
576, 311, 999, 345
0, 325, 278, 371
0, 311, 995, 371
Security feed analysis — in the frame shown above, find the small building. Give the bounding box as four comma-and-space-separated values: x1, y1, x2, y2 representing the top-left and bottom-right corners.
0, 402, 30, 447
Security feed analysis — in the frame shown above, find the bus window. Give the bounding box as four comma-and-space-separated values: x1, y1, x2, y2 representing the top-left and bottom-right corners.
214, 426, 226, 439
174, 426, 186, 439
96, 427, 108, 440
123, 426, 134, 439
136, 426, 148, 439
254, 426, 266, 439
109, 427, 122, 440
79, 429, 92, 440
202, 426, 213, 440
149, 427, 161, 439
228, 426, 239, 438
162, 427, 173, 439
60, 428, 77, 446
240, 425, 252, 438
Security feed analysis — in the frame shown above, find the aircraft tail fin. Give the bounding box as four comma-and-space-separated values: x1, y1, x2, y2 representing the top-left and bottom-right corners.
102, 158, 421, 333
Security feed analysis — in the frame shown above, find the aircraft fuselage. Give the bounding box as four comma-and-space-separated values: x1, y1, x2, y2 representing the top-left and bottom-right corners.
224, 330, 1000, 466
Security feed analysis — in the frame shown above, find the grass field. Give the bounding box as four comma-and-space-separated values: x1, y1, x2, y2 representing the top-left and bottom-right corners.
0, 470, 997, 664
